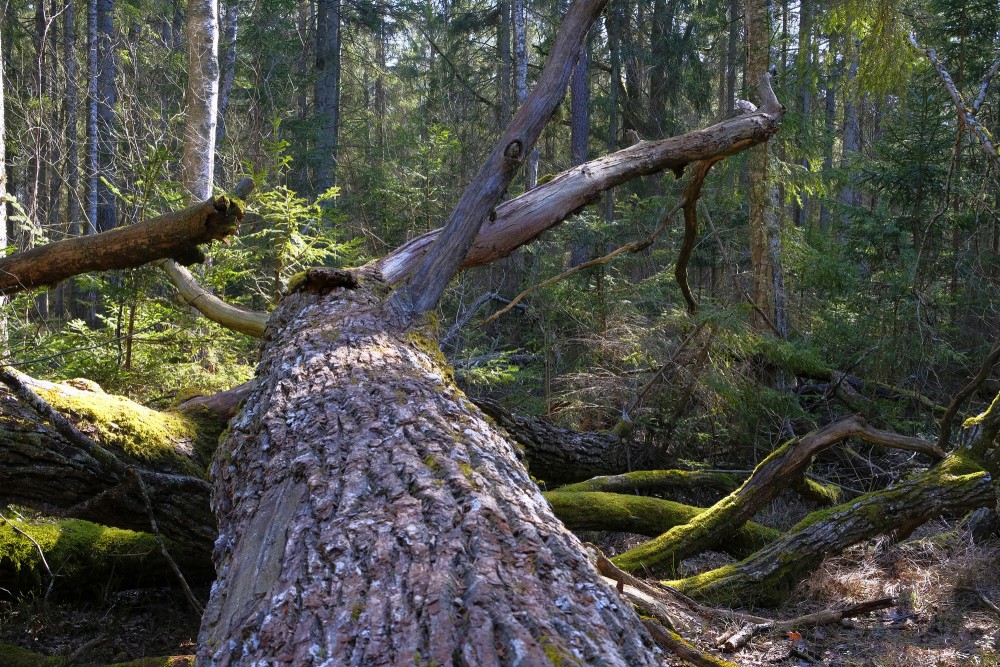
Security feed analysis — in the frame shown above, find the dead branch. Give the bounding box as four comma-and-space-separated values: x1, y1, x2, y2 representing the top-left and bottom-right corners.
377, 75, 785, 285
392, 0, 610, 315
0, 179, 253, 296
613, 415, 945, 576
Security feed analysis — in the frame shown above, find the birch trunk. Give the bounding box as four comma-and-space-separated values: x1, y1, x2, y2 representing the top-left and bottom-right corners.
182, 0, 220, 200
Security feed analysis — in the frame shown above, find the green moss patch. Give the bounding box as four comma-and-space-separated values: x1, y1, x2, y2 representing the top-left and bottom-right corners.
37, 383, 223, 477
0, 517, 191, 596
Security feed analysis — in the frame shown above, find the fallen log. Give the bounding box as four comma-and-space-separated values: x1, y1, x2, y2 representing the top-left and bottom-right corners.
669, 453, 994, 606
612, 415, 945, 576
546, 491, 779, 556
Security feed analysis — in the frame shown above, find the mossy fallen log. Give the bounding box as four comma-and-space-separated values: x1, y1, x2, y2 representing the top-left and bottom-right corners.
545, 491, 779, 557
555, 469, 743, 496
611, 415, 944, 576
668, 453, 994, 607
0, 644, 193, 667
0, 515, 212, 596
0, 378, 220, 554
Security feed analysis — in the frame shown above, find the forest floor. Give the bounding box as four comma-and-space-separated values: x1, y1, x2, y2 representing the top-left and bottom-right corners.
721, 524, 1000, 667
1, 507, 998, 666
596, 496, 1000, 667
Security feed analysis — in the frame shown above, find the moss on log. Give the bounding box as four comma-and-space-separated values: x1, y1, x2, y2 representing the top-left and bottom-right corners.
0, 516, 212, 596
667, 453, 995, 607
545, 491, 779, 557
29, 377, 224, 477
0, 645, 193, 667
611, 416, 943, 576
0, 644, 61, 667
555, 469, 743, 496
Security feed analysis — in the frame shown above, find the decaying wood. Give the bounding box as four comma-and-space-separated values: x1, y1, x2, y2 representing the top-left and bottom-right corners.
158, 260, 268, 336
377, 74, 786, 286
474, 397, 655, 483
717, 597, 894, 651
0, 374, 216, 554
613, 415, 946, 575
546, 491, 779, 555
671, 453, 994, 606
394, 0, 610, 315
198, 271, 661, 665
641, 619, 738, 667
0, 180, 251, 296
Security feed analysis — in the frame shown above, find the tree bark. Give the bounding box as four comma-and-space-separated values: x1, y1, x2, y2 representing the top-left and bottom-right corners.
315, 0, 342, 193
0, 16, 7, 349
216, 0, 238, 145
197, 270, 662, 665
0, 192, 247, 295
182, 0, 220, 201
745, 0, 774, 331
0, 377, 217, 555
512, 0, 538, 190
96, 0, 117, 232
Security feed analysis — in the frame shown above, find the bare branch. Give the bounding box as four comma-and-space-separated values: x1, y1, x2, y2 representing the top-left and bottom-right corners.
392, 0, 610, 316
378, 76, 785, 284
910, 34, 998, 163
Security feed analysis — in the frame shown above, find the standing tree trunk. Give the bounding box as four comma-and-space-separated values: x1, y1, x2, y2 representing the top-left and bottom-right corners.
96, 0, 117, 232
568, 32, 591, 267
216, 0, 238, 147
0, 17, 7, 350
65, 0, 81, 238
315, 0, 342, 194
182, 0, 220, 201
744, 0, 775, 330
197, 274, 662, 665
512, 0, 537, 189
498, 0, 512, 128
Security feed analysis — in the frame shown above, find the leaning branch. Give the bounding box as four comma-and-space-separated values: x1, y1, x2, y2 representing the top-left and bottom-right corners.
377, 74, 785, 285
910, 34, 998, 163
157, 260, 268, 337
393, 0, 610, 315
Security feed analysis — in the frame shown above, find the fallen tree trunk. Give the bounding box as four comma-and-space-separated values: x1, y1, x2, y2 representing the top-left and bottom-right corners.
0, 181, 250, 295
0, 377, 218, 554
545, 491, 779, 556
612, 415, 945, 575
669, 452, 994, 606
197, 270, 662, 665
0, 515, 212, 596
474, 398, 653, 483
554, 469, 743, 495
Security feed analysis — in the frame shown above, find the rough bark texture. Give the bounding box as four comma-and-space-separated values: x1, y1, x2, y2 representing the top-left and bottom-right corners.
198, 270, 661, 666
315, 0, 342, 192
474, 398, 648, 483
0, 193, 246, 295
671, 453, 995, 606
